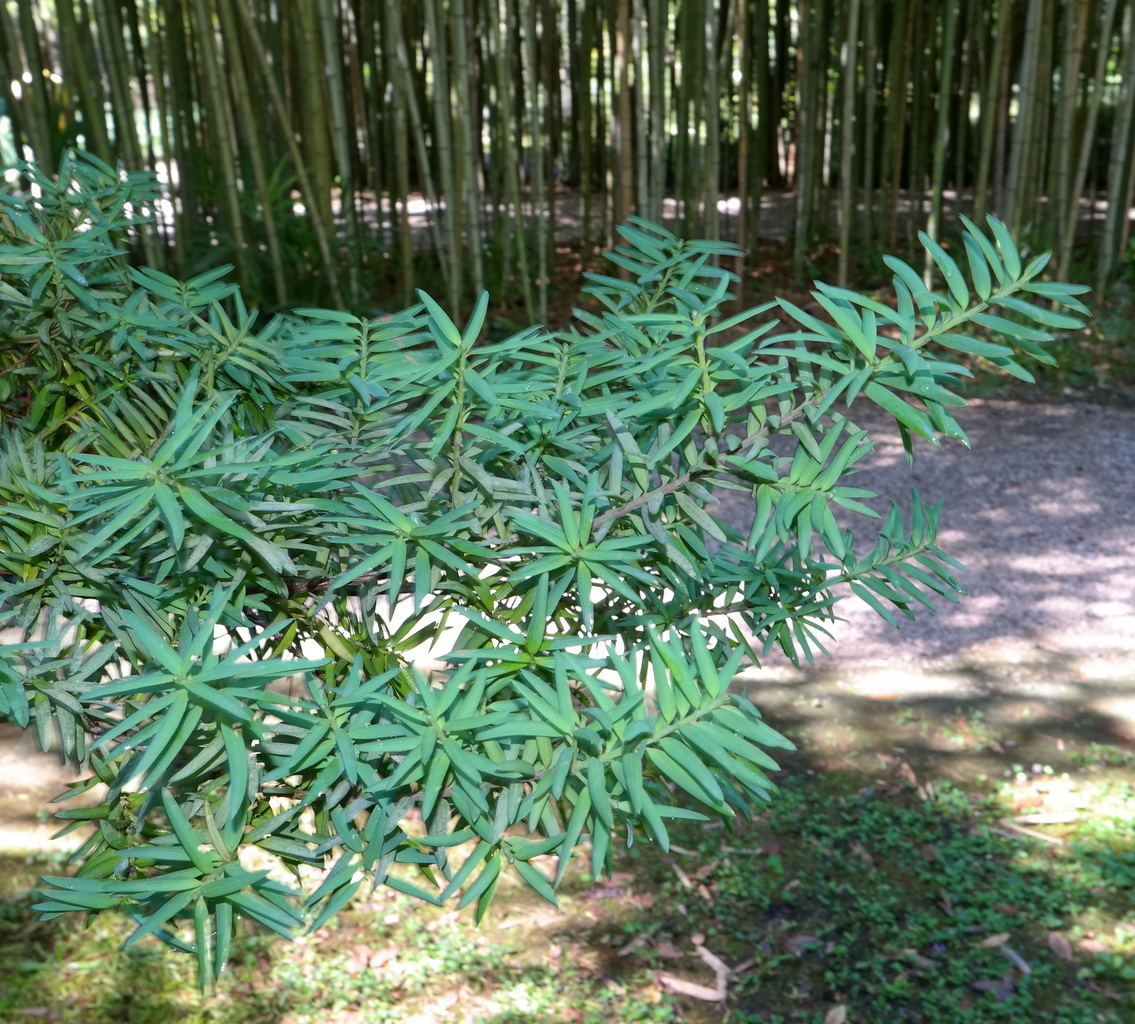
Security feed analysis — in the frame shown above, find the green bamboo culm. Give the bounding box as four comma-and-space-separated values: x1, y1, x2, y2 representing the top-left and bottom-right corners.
2, 1, 1132, 309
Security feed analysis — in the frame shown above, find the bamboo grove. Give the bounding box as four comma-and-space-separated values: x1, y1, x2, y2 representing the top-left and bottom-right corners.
2, 0, 1133, 313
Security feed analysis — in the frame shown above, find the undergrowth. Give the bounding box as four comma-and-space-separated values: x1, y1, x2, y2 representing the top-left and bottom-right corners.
2, 740, 1132, 1024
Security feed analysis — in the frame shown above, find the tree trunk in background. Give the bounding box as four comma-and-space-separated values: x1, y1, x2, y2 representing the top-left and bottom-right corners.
1097, 3, 1135, 292
1051, 0, 1090, 269
926, 0, 958, 283
1063, 0, 1119, 263
451, 0, 484, 297
189, 0, 247, 285
837, 0, 861, 287
614, 0, 633, 226
234, 0, 342, 307
5, 0, 1135, 308
216, 0, 286, 304
55, 0, 110, 159
974, 0, 1010, 223
703, 0, 721, 242
880, 0, 912, 249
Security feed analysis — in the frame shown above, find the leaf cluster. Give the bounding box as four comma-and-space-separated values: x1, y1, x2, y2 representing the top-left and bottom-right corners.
0, 156, 1090, 989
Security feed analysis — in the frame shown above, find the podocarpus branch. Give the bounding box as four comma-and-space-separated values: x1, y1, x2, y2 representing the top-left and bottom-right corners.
0, 184, 1089, 993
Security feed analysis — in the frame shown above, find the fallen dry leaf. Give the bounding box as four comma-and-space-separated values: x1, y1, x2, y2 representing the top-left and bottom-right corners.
971, 975, 1016, 1002
900, 947, 940, 970
824, 1006, 848, 1024
919, 843, 939, 861
992, 904, 1020, 916
364, 947, 394, 968
617, 934, 651, 957
786, 934, 821, 956
850, 840, 874, 867
581, 885, 625, 899
999, 945, 1032, 974
980, 932, 1011, 948
1079, 937, 1108, 954
997, 817, 1063, 844
667, 860, 694, 889
695, 943, 732, 979
652, 940, 684, 959
730, 956, 759, 975
1047, 931, 1074, 961
344, 944, 372, 975
656, 972, 727, 1001
899, 762, 918, 785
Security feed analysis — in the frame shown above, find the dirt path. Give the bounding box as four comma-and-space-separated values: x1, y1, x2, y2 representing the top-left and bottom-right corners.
718, 396, 1135, 773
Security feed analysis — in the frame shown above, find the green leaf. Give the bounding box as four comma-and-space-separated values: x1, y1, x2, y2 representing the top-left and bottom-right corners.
986, 217, 1022, 278
919, 232, 968, 309
162, 789, 214, 875
646, 742, 723, 809
417, 290, 462, 349
862, 382, 937, 441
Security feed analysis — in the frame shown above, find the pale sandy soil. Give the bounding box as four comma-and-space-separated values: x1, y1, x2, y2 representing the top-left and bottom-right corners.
717, 396, 1135, 759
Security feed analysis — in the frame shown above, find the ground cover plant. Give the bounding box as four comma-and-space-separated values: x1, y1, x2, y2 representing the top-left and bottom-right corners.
2, 738, 1133, 1023
0, 151, 1094, 997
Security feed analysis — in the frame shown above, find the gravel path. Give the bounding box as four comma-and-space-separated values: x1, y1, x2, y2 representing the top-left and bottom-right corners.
714, 395, 1135, 741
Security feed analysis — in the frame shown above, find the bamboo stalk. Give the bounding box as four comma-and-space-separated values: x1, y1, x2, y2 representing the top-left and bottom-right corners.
880, 0, 911, 248
1061, 0, 1119, 260
215, 0, 288, 305
1004, 0, 1046, 233
319, 0, 361, 305
55, 0, 110, 158
14, 0, 55, 166
519, 0, 548, 320
1097, 3, 1135, 290
703, 0, 720, 241
189, 0, 247, 285
233, 0, 343, 307
646, 0, 665, 228
614, 0, 634, 226
451, 0, 485, 298
793, 0, 820, 281
1051, 0, 1090, 268
632, 0, 649, 228
838, 0, 861, 288
925, 0, 958, 282
422, 0, 461, 308
858, 0, 877, 246
487, 0, 534, 319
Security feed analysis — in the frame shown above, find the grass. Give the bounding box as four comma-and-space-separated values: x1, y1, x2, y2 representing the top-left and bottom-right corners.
1, 728, 1133, 1024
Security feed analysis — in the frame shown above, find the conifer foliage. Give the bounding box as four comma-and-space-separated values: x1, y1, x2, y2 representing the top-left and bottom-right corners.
0, 153, 1090, 989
